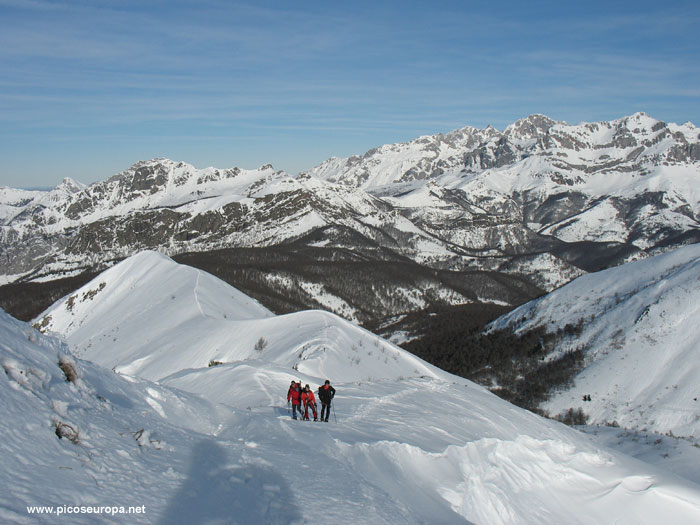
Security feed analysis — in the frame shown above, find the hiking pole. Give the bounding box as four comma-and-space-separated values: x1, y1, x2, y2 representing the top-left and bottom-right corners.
332, 401, 337, 423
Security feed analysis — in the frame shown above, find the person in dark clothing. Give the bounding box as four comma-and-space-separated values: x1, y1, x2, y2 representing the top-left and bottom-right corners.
317, 380, 336, 422
287, 380, 302, 420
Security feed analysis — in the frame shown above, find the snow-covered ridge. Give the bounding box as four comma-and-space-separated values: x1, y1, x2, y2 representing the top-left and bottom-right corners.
1, 113, 699, 302
5, 251, 700, 522
35, 251, 447, 384
489, 243, 700, 438
305, 112, 700, 191
37, 159, 285, 224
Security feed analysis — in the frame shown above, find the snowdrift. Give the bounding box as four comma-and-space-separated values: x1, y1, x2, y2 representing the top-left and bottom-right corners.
489, 243, 700, 437
3, 250, 696, 523
0, 309, 231, 524
3, 306, 700, 523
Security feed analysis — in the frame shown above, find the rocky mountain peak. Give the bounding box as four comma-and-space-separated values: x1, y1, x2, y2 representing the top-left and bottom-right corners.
610, 112, 667, 141
55, 177, 85, 194
122, 161, 176, 193
1, 112, 698, 295
504, 114, 560, 142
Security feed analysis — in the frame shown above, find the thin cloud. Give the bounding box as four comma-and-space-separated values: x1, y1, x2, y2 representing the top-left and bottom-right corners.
2, 1, 700, 187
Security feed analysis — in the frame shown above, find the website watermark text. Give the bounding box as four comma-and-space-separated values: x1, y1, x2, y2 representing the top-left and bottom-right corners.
27, 505, 146, 517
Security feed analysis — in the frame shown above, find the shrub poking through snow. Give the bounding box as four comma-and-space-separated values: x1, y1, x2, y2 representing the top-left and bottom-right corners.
131, 429, 160, 449
557, 407, 589, 426
54, 420, 80, 444
58, 355, 78, 383
208, 360, 224, 367
133, 429, 148, 446
254, 337, 268, 353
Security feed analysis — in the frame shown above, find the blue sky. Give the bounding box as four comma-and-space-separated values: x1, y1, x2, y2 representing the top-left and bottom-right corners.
1, 0, 699, 187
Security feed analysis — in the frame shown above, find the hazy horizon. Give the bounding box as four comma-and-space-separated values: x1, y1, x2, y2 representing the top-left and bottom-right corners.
2, 0, 699, 188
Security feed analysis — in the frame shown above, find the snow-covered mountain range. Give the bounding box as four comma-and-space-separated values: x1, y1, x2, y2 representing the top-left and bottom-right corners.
2, 113, 699, 315
489, 243, 700, 438
305, 112, 700, 263
4, 112, 700, 522
3, 251, 698, 523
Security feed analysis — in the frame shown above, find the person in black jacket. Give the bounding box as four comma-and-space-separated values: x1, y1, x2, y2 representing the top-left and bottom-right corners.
317, 380, 336, 422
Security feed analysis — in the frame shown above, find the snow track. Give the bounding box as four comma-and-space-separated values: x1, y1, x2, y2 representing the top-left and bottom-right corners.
6, 251, 700, 523
227, 378, 700, 525
193, 269, 205, 318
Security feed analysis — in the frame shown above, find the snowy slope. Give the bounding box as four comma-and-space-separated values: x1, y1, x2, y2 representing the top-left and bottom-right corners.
489, 243, 700, 438
3, 113, 699, 300
35, 251, 445, 384
307, 112, 700, 257
6, 310, 700, 524
8, 253, 700, 522
0, 309, 230, 524
0, 179, 84, 223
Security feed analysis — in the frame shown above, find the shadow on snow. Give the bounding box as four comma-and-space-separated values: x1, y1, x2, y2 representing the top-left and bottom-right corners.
159, 439, 302, 525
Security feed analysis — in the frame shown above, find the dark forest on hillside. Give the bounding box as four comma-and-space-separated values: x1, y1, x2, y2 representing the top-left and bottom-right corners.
379, 305, 586, 410
0, 248, 584, 413
0, 271, 99, 322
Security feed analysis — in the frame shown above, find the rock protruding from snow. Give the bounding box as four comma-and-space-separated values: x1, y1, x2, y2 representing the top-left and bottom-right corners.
6, 257, 700, 523
2, 113, 699, 303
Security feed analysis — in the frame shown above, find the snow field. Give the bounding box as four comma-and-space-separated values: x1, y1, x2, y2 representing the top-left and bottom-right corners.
6, 250, 700, 523
490, 243, 700, 438
0, 310, 226, 524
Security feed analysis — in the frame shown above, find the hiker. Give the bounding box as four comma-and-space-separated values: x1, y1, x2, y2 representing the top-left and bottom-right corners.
317, 380, 336, 422
301, 384, 318, 421
287, 380, 302, 420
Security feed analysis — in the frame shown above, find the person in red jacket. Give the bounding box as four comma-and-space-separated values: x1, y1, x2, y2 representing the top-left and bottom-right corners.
287, 380, 302, 420
301, 384, 318, 421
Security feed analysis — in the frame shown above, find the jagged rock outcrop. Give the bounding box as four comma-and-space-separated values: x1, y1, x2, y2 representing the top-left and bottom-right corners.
1, 113, 698, 310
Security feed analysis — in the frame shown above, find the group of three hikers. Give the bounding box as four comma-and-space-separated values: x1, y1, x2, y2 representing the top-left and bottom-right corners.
287, 379, 335, 421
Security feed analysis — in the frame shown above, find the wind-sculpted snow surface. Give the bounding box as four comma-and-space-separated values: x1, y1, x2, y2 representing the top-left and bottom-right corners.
0, 309, 230, 524
489, 243, 700, 438
4, 306, 700, 523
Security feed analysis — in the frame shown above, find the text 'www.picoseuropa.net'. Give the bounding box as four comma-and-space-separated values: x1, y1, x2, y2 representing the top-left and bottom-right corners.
26, 505, 146, 517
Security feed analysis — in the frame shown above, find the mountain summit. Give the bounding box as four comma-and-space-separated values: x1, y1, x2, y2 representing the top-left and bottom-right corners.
2, 113, 699, 317
35, 251, 443, 384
